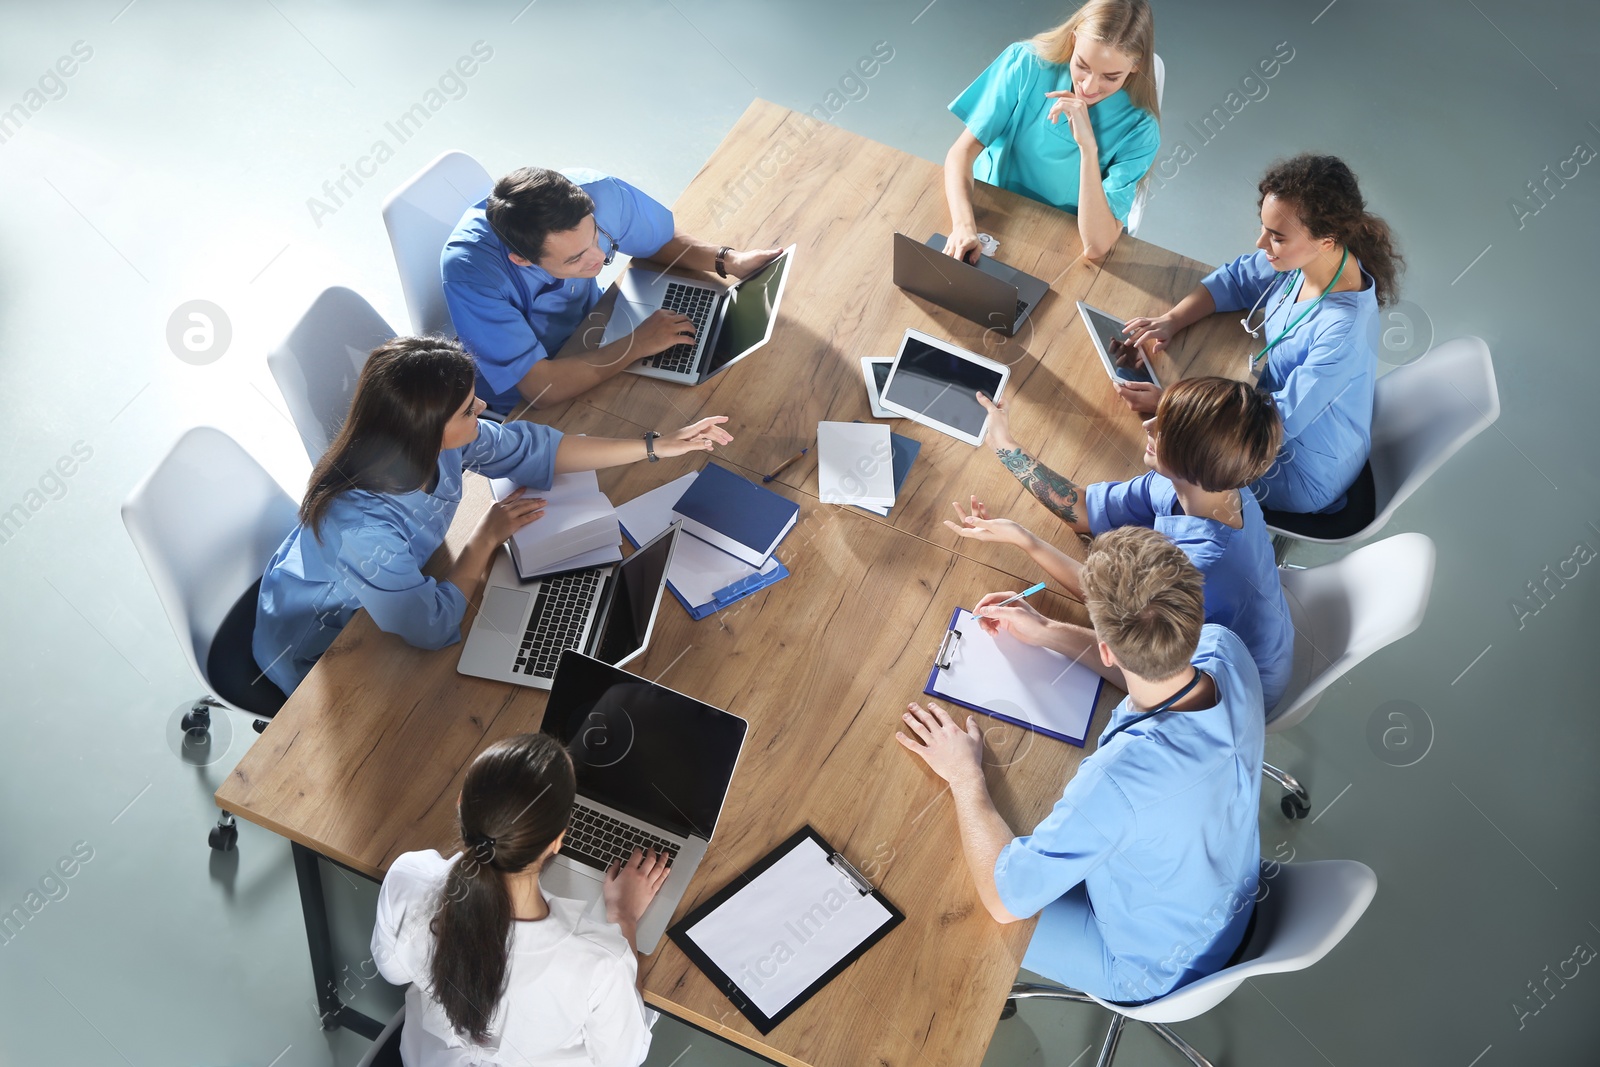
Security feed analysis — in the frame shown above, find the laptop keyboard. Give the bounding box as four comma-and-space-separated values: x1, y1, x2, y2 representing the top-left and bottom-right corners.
513, 569, 602, 679
560, 801, 681, 872
639, 281, 714, 375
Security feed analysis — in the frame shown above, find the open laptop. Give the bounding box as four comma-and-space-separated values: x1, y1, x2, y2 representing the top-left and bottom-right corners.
540, 649, 748, 952
602, 245, 798, 385
892, 232, 1050, 336
457, 523, 680, 689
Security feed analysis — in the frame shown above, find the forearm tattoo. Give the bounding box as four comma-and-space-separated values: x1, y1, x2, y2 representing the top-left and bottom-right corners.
996, 447, 1080, 525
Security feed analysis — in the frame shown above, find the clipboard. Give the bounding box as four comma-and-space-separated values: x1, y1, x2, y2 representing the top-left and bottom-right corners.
667, 826, 904, 1034
925, 607, 1105, 747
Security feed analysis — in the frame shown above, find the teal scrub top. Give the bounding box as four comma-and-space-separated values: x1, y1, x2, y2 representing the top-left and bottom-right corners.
949, 41, 1160, 222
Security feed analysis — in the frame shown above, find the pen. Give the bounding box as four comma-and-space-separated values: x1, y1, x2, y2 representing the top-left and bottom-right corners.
978, 581, 1046, 614
762, 447, 808, 483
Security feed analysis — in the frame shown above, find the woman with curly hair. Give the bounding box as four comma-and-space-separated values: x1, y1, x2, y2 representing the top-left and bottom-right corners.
1117, 154, 1402, 518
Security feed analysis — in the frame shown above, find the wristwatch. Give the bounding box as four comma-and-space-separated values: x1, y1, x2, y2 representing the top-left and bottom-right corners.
715, 246, 732, 278
643, 430, 662, 462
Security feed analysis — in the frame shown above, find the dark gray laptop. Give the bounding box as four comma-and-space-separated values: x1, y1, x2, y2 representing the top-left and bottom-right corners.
892, 232, 1050, 335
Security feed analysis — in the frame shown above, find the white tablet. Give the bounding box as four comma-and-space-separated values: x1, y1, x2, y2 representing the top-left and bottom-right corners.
859, 357, 897, 418
878, 329, 1010, 447
1076, 301, 1162, 389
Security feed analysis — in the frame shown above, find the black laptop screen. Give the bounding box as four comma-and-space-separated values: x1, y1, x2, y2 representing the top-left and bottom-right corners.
542, 651, 747, 840
705, 250, 790, 374
594, 525, 675, 665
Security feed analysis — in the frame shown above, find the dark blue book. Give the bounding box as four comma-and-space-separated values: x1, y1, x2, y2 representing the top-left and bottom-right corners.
671, 462, 801, 567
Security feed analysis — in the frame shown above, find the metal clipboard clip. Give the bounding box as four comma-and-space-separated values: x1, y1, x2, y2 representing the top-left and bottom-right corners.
828, 852, 874, 896
934, 626, 962, 671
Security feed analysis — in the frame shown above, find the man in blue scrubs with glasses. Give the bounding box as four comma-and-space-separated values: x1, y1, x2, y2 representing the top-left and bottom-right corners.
896, 526, 1264, 1003
443, 166, 784, 414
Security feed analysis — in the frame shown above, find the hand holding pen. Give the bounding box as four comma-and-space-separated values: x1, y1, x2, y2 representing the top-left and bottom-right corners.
972, 583, 1055, 646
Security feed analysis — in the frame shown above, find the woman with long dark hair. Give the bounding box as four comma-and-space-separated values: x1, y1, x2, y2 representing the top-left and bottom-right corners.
372, 732, 668, 1065
1116, 154, 1402, 517
252, 335, 732, 692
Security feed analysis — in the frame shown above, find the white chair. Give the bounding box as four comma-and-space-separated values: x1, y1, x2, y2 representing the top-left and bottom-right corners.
1266, 336, 1500, 544
1262, 532, 1436, 818
267, 286, 398, 462
355, 1006, 404, 1067
1123, 52, 1165, 238
1009, 859, 1377, 1066
121, 427, 299, 850
382, 149, 493, 336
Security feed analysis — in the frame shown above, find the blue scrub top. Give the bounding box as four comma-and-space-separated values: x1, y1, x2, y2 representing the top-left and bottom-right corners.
1203, 250, 1379, 514
994, 625, 1265, 1003
1087, 472, 1294, 713
949, 42, 1159, 222
253, 419, 562, 693
442, 169, 676, 413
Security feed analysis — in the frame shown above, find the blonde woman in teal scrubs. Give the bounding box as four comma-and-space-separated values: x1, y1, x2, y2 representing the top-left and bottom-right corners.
943, 0, 1160, 261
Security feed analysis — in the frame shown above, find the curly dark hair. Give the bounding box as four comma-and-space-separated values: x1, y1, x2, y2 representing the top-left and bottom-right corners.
1258, 154, 1403, 307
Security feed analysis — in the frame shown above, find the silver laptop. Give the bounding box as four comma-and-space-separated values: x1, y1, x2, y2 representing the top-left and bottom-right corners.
603, 245, 797, 384
892, 232, 1050, 336
457, 524, 679, 690
540, 649, 748, 953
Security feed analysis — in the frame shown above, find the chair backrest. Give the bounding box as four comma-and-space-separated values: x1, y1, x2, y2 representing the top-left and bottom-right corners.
1366, 336, 1499, 533
267, 287, 397, 462
1268, 532, 1435, 730
1124, 53, 1165, 238
1102, 859, 1377, 1023
121, 428, 299, 692
382, 149, 493, 336
355, 1005, 405, 1067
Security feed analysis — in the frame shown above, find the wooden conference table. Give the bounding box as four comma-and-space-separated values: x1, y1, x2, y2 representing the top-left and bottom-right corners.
217, 101, 1250, 1066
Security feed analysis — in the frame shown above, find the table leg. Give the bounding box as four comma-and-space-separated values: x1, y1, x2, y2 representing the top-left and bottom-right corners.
291, 841, 385, 1039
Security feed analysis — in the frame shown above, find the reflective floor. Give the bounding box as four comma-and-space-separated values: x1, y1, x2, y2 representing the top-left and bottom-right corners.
0, 1, 1596, 1064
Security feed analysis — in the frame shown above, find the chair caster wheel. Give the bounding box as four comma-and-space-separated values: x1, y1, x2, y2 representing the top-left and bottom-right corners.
209, 822, 238, 851
999, 998, 1018, 1021
181, 703, 212, 734
1281, 794, 1311, 820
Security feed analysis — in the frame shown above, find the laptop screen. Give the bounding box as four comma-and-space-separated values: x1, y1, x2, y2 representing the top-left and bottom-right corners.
704, 249, 791, 376
543, 651, 748, 840
594, 525, 676, 666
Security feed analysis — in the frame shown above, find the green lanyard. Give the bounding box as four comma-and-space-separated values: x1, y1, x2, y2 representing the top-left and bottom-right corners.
1253, 246, 1348, 368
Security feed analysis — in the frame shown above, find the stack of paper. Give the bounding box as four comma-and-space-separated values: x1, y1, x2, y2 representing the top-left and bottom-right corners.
491, 471, 622, 580
818, 421, 895, 509
619, 473, 789, 620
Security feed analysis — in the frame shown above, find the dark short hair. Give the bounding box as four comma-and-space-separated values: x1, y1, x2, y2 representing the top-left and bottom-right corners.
1154, 376, 1283, 491
485, 167, 594, 263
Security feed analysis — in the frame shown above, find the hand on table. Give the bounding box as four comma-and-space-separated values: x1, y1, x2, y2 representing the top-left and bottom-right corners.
896, 701, 985, 787
655, 416, 734, 458
943, 497, 1033, 550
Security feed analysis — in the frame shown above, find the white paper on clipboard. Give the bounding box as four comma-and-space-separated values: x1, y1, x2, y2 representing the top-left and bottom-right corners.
682, 836, 893, 1018
928, 609, 1103, 746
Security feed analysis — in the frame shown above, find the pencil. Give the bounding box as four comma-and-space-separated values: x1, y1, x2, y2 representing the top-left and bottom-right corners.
762, 447, 808, 483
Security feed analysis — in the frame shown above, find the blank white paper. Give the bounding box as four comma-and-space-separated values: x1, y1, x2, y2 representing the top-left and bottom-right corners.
684, 837, 893, 1018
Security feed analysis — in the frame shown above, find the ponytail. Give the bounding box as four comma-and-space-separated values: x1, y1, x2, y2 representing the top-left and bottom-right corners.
427, 734, 576, 1044
1258, 154, 1404, 307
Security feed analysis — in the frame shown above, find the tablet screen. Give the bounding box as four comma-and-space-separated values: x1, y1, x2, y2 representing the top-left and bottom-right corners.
884, 337, 1003, 437
1081, 305, 1156, 384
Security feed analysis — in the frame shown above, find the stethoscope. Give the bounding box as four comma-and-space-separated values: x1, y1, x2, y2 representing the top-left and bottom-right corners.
1099, 667, 1206, 746
1241, 246, 1348, 369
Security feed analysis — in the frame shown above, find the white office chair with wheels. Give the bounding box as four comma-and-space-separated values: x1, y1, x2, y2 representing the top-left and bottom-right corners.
1262, 531, 1435, 818
121, 427, 299, 850
267, 286, 398, 462
382, 149, 494, 336
1265, 336, 1499, 544
1009, 859, 1377, 1067
355, 1006, 405, 1067
1123, 52, 1165, 238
